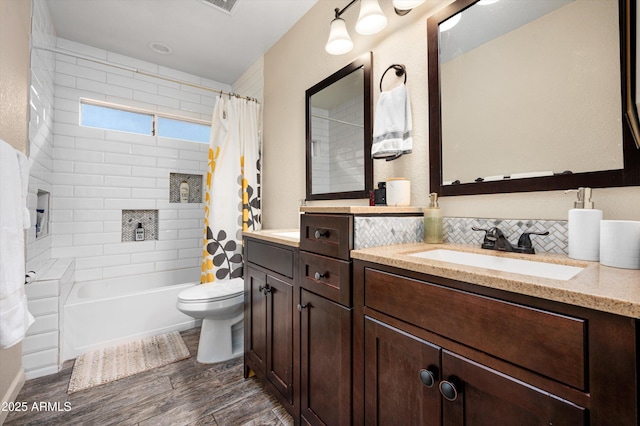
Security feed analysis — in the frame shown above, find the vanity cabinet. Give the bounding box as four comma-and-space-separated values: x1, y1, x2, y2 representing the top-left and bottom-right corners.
299, 213, 353, 425
244, 237, 298, 419
354, 262, 638, 426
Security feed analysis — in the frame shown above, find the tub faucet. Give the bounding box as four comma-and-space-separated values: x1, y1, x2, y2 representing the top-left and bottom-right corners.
472, 227, 549, 254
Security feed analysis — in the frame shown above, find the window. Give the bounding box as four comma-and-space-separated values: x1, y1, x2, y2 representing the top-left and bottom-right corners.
81, 103, 152, 135
80, 100, 211, 143
157, 117, 210, 143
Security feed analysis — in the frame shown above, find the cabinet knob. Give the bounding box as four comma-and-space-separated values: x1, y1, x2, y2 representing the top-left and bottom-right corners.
314, 271, 327, 280
439, 379, 459, 402
297, 303, 308, 312
314, 229, 329, 239
418, 368, 436, 388
258, 285, 271, 295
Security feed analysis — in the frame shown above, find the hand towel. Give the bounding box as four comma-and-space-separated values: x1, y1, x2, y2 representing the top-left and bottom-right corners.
0, 139, 34, 348
372, 84, 412, 161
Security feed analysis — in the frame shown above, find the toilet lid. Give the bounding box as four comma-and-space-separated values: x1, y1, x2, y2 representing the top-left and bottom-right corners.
178, 279, 244, 303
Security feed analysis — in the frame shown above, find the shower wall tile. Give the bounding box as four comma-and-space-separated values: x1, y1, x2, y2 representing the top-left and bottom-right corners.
49, 36, 231, 281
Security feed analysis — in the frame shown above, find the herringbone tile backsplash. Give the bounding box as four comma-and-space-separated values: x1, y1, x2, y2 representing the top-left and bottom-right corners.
352, 215, 569, 254
443, 217, 568, 254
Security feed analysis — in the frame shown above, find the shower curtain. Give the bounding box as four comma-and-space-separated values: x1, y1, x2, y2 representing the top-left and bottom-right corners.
201, 96, 261, 283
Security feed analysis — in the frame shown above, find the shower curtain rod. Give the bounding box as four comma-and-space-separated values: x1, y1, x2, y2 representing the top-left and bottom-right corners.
33, 45, 260, 103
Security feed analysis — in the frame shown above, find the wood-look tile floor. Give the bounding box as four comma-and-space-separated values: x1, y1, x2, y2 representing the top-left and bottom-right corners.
5, 328, 293, 426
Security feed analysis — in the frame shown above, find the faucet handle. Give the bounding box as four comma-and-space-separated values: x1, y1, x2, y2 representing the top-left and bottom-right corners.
472, 226, 499, 249
517, 231, 550, 254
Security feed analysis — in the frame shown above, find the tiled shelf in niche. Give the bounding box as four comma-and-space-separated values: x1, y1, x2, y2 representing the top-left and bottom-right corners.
122, 210, 158, 242
169, 173, 203, 203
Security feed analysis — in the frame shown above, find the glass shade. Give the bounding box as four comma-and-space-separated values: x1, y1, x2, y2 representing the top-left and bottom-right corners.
355, 0, 387, 35
325, 17, 354, 55
392, 0, 426, 11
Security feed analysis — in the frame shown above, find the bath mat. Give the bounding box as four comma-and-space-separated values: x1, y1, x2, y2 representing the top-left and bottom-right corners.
67, 331, 190, 394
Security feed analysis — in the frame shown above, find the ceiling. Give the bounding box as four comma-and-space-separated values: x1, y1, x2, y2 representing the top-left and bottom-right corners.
45, 0, 318, 85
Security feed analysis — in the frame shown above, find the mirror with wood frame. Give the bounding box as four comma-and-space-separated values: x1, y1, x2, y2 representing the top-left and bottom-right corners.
428, 0, 640, 196
306, 52, 373, 200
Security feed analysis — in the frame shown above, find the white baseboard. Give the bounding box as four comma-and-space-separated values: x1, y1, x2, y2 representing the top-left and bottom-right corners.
0, 368, 25, 425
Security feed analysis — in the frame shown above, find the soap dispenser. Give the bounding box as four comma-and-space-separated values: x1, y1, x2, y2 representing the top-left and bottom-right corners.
135, 222, 145, 241
424, 193, 443, 244
567, 187, 602, 261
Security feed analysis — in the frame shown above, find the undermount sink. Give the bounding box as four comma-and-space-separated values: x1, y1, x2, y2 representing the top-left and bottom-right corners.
409, 249, 584, 281
272, 231, 300, 240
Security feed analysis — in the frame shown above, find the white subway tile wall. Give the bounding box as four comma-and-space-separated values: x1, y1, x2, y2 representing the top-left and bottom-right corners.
45, 37, 233, 282
27, 0, 57, 273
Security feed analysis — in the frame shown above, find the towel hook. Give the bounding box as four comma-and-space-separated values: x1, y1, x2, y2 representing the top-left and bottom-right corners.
380, 64, 407, 92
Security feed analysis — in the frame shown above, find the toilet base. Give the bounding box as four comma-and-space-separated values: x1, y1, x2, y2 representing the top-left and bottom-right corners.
196, 313, 244, 364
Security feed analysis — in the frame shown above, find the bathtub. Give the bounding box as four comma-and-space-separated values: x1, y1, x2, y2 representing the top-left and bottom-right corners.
62, 268, 201, 361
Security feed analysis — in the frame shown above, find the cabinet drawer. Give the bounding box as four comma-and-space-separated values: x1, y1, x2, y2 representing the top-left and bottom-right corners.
364, 268, 587, 391
246, 239, 294, 279
300, 251, 351, 306
300, 214, 352, 260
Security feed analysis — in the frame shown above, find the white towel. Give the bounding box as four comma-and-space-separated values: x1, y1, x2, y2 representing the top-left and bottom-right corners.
372, 85, 412, 160
0, 139, 34, 348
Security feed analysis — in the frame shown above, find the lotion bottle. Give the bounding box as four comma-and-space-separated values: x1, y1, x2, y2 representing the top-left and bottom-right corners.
179, 180, 190, 203
424, 193, 443, 244
567, 187, 602, 261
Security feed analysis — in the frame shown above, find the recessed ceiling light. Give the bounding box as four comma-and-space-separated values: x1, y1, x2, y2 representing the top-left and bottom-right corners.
149, 42, 172, 55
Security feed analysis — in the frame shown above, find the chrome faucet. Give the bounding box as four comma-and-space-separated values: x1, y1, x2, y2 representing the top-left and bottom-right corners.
472, 227, 549, 254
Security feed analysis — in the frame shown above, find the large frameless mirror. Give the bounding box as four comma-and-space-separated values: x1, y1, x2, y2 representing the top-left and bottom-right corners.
306, 52, 373, 200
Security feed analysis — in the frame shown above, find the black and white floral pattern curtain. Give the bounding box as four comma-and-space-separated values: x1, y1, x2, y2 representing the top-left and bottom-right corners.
201, 96, 261, 283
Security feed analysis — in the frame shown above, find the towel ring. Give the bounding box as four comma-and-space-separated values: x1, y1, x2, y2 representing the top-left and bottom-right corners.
379, 64, 407, 92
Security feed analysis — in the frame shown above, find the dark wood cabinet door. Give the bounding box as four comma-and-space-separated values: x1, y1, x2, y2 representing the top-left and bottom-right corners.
300, 289, 352, 426
441, 350, 587, 426
266, 274, 294, 404
364, 317, 442, 426
246, 266, 267, 373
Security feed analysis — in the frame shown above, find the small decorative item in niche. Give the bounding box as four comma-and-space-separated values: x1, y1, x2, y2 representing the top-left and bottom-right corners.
36, 190, 50, 238
170, 173, 203, 203
122, 210, 158, 242
179, 181, 190, 203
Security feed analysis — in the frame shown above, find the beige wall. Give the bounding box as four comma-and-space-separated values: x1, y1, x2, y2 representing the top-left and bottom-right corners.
0, 0, 30, 417
262, 0, 640, 228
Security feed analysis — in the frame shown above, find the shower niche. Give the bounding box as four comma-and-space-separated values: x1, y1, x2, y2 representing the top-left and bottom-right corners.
169, 173, 203, 203
36, 190, 50, 238
121, 210, 158, 242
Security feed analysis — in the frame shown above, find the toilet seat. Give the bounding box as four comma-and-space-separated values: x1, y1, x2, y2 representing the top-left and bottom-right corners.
178, 280, 244, 304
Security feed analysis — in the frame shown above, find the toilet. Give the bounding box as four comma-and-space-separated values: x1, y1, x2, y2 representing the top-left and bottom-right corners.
176, 278, 244, 364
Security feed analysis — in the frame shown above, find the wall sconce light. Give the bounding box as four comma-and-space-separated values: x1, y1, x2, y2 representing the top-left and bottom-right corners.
325, 0, 426, 55
392, 0, 426, 16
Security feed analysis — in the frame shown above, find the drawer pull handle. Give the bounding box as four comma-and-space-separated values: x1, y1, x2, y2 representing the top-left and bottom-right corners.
314, 271, 327, 280
439, 380, 459, 402
314, 229, 329, 239
418, 369, 436, 388
297, 303, 308, 312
